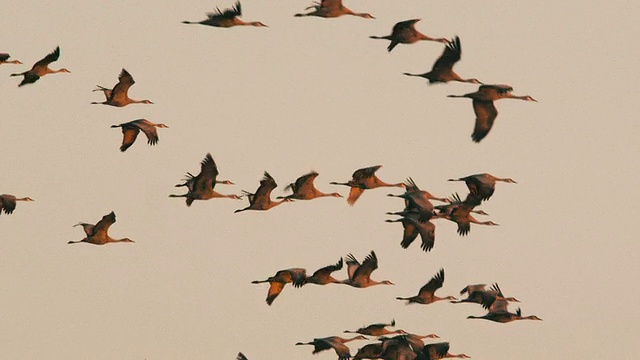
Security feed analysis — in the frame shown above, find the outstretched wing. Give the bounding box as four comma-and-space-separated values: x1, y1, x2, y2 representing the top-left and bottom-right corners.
418, 268, 444, 298
111, 68, 135, 102
471, 99, 498, 143
91, 211, 116, 236
31, 46, 60, 71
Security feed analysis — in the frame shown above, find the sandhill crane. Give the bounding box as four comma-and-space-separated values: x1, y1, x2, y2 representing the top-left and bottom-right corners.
403, 36, 482, 85
304, 258, 344, 285
169, 153, 240, 206
0, 194, 34, 216
345, 319, 406, 336
467, 307, 542, 323
237, 353, 248, 360
447, 173, 516, 202
448, 84, 537, 142
296, 335, 368, 360
370, 19, 447, 52
0, 53, 22, 65
295, 0, 375, 19
251, 268, 306, 305
386, 215, 436, 252
435, 193, 496, 236
110, 119, 168, 152
10, 46, 70, 86
277, 171, 342, 200
68, 211, 134, 245
396, 268, 456, 304
452, 283, 519, 309
422, 342, 470, 360
235, 172, 292, 213
354, 342, 384, 360
342, 251, 394, 288
388, 177, 449, 222
91, 68, 153, 107
182, 1, 267, 28
330, 165, 404, 206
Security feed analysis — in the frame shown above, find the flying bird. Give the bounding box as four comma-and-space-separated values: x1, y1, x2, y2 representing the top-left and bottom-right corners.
0, 194, 34, 216
370, 19, 448, 52
435, 193, 497, 236
303, 258, 345, 285
295, 0, 375, 19
169, 153, 240, 206
110, 119, 168, 152
467, 306, 542, 323
385, 214, 437, 252
91, 68, 153, 107
10, 46, 70, 86
277, 171, 342, 200
447, 173, 516, 202
452, 283, 520, 310
68, 211, 134, 245
448, 84, 537, 142
296, 335, 368, 360
341, 251, 394, 288
330, 165, 404, 206
396, 268, 457, 304
344, 319, 406, 336
0, 53, 22, 65
403, 36, 482, 84
182, 1, 267, 28
252, 268, 307, 305
235, 172, 292, 213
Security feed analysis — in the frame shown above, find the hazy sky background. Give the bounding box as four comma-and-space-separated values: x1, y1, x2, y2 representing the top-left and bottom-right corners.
1, 1, 639, 359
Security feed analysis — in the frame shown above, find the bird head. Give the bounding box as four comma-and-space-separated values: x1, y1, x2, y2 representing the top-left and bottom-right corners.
252, 22, 268, 27
157, 124, 169, 128
527, 315, 543, 321
218, 180, 235, 185
59, 68, 71, 73
524, 95, 537, 102
120, 238, 135, 243
330, 192, 343, 198
141, 100, 154, 104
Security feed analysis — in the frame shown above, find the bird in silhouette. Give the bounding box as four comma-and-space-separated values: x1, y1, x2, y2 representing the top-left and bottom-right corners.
331, 165, 404, 206
344, 319, 406, 336
237, 353, 248, 360
303, 258, 345, 285
342, 251, 394, 288
467, 307, 542, 323
92, 68, 153, 107
396, 268, 456, 304
252, 268, 306, 305
68, 211, 134, 245
182, 1, 267, 27
0, 195, 34, 216
403, 36, 482, 84
277, 171, 342, 200
296, 335, 368, 360
10, 46, 70, 86
169, 153, 240, 206
447, 173, 516, 202
110, 119, 168, 152
448, 84, 537, 142
370, 19, 447, 52
235, 172, 292, 213
0, 53, 22, 65
295, 0, 374, 19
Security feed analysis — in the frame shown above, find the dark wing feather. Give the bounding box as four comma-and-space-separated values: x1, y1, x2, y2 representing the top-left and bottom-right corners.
431, 36, 461, 72
91, 211, 116, 236
311, 258, 343, 278
32, 46, 60, 70
352, 165, 381, 181
110, 68, 135, 102
418, 269, 444, 297
133, 120, 159, 146
352, 250, 378, 281
471, 99, 498, 142
119, 126, 140, 152
197, 153, 219, 191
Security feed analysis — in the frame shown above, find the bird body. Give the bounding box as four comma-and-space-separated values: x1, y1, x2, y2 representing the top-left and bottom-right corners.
10, 46, 69, 86
0, 195, 34, 216
345, 319, 405, 336
0, 53, 22, 65
435, 193, 496, 236
278, 171, 342, 200
296, 335, 368, 360
68, 211, 134, 245
403, 36, 482, 84
331, 165, 404, 206
447, 173, 516, 201
452, 283, 520, 310
342, 251, 393, 288
304, 258, 344, 285
110, 119, 168, 152
448, 84, 536, 142
295, 0, 375, 19
92, 68, 153, 107
182, 1, 267, 27
467, 307, 542, 323
252, 268, 306, 305
396, 268, 456, 304
235, 172, 292, 213
170, 153, 240, 206
370, 19, 447, 52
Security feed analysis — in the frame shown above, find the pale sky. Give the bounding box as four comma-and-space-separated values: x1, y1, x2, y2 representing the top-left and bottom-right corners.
1, 1, 639, 359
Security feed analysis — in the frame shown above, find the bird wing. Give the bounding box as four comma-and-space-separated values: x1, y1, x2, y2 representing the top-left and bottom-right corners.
287, 268, 308, 288
133, 120, 159, 146
352, 165, 382, 181
266, 281, 286, 305
404, 177, 420, 192
346, 186, 365, 206
31, 46, 60, 71
91, 211, 116, 236
352, 250, 378, 281
320, 0, 342, 10
471, 99, 498, 142
311, 258, 343, 279
431, 36, 461, 72
418, 268, 444, 298
119, 125, 141, 152
326, 339, 352, 360
237, 353, 248, 360
345, 253, 361, 280
293, 171, 319, 195
74, 222, 95, 236
311, 338, 334, 354
460, 284, 487, 295
0, 53, 10, 62
111, 68, 135, 102
398, 217, 419, 249
417, 220, 436, 252
0, 195, 16, 214
392, 19, 420, 35
424, 342, 450, 360
196, 153, 220, 191
480, 84, 513, 94
251, 172, 277, 206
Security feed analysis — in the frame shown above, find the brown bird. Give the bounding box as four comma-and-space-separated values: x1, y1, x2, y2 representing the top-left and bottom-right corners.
344, 319, 406, 336
387, 177, 449, 222
342, 251, 394, 288
91, 68, 153, 107
448, 84, 537, 142
10, 46, 70, 86
0, 194, 34, 216
252, 268, 306, 305
296, 335, 368, 360
68, 211, 134, 245
169, 153, 240, 206
110, 119, 168, 152
422, 342, 470, 359
385, 214, 437, 252
435, 193, 497, 236
467, 307, 542, 323
182, 1, 267, 28
353, 342, 384, 360
277, 171, 342, 200
370, 19, 448, 52
403, 36, 482, 84
396, 268, 457, 304
453, 283, 520, 309
235, 172, 292, 213
303, 258, 344, 285
0, 53, 22, 65
295, 0, 375, 19
330, 165, 405, 206
447, 173, 516, 202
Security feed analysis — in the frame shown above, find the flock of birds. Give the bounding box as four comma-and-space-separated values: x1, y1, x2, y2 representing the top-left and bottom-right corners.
1, 1, 541, 359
